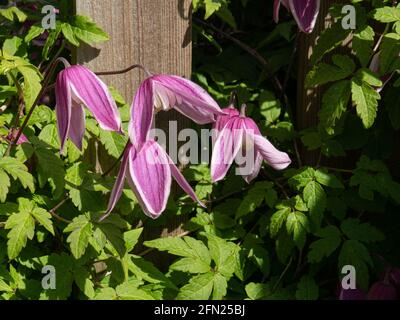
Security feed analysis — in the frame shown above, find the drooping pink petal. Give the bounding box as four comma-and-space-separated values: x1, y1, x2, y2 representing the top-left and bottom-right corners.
166, 153, 206, 208
289, 0, 320, 33
68, 103, 86, 150
128, 79, 154, 147
211, 117, 244, 182
251, 132, 291, 170
243, 152, 263, 184
65, 65, 122, 133
55, 71, 72, 153
152, 75, 225, 124
103, 145, 131, 219
274, 0, 281, 23
128, 140, 172, 219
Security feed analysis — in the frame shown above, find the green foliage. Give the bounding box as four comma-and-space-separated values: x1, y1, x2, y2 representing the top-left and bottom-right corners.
0, 0, 398, 302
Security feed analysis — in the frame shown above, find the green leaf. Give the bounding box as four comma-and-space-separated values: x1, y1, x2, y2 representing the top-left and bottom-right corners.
353, 26, 374, 67
204, 0, 224, 19
319, 80, 351, 133
245, 282, 271, 300
61, 23, 80, 46
206, 234, 238, 278
286, 211, 310, 249
315, 169, 344, 188
303, 181, 326, 228
310, 23, 351, 64
38, 124, 60, 149
115, 282, 154, 300
99, 130, 128, 158
351, 78, 380, 129
259, 90, 281, 124
25, 25, 45, 43
341, 218, 384, 243
17, 65, 42, 110
379, 33, 400, 74
170, 257, 211, 274
308, 226, 342, 263
177, 272, 214, 300
68, 15, 109, 46
129, 256, 176, 289
34, 143, 65, 199
30, 207, 54, 235
270, 207, 290, 238
74, 266, 95, 299
124, 228, 143, 252
0, 169, 10, 203
5, 202, 35, 259
288, 167, 315, 190
212, 273, 227, 300
0, 278, 13, 293
144, 236, 211, 274
0, 157, 35, 198
306, 55, 355, 87
373, 7, 400, 23
295, 276, 319, 300
64, 215, 93, 259
0, 6, 27, 22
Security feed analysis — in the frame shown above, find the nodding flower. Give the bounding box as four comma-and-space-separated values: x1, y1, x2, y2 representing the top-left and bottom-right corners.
274, 0, 321, 34
55, 64, 122, 153
211, 104, 291, 183
129, 74, 225, 149
104, 140, 205, 220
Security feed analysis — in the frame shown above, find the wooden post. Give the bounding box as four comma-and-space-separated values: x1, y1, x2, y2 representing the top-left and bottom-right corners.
74, 0, 192, 265
296, 0, 349, 166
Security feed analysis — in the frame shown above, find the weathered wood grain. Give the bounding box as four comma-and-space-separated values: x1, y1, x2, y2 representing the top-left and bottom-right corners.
74, 1, 193, 265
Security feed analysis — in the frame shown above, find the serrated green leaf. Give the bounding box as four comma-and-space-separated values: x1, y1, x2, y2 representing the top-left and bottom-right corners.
308, 226, 342, 263
64, 215, 93, 259
270, 207, 290, 238
351, 78, 380, 129
303, 181, 326, 228
286, 211, 310, 249
177, 272, 214, 300
341, 218, 384, 243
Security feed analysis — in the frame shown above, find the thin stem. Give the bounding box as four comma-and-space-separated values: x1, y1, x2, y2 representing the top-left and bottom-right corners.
293, 139, 303, 168
373, 23, 390, 53
323, 166, 353, 173
102, 141, 130, 177
272, 256, 293, 292
8, 56, 65, 151
49, 195, 72, 224
5, 73, 25, 156
95, 64, 151, 77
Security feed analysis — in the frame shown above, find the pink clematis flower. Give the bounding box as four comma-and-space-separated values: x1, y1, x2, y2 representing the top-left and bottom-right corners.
55, 65, 122, 152
211, 105, 291, 183
105, 140, 205, 219
129, 74, 225, 148
274, 0, 321, 34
